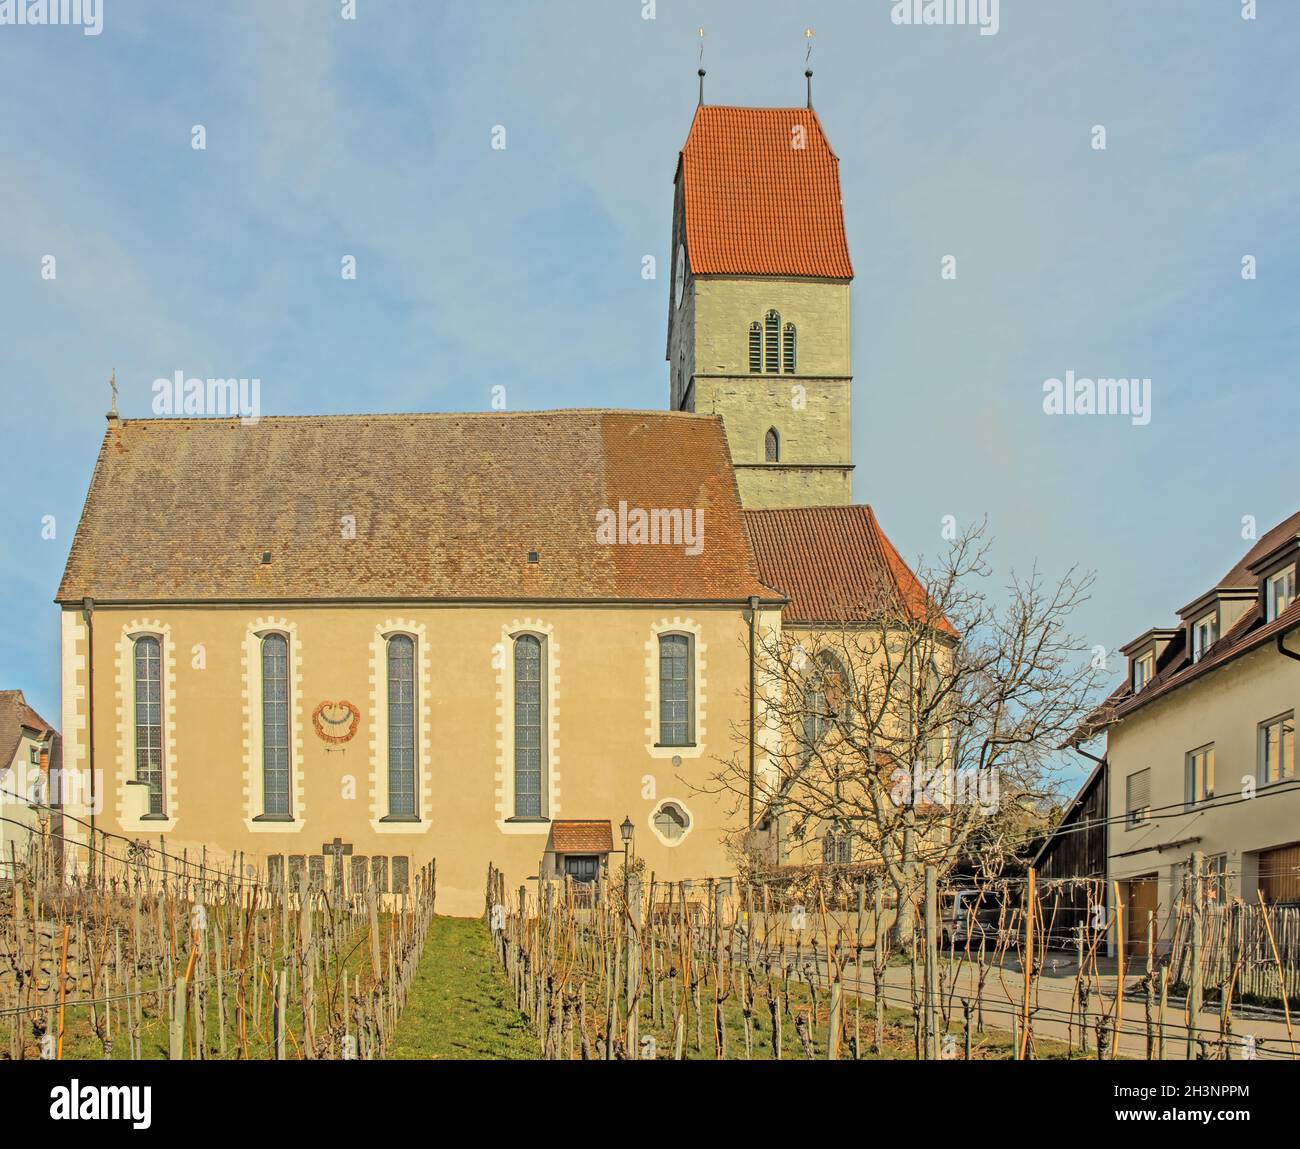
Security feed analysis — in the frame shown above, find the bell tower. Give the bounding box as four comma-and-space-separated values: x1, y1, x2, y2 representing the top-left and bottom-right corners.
667, 81, 854, 509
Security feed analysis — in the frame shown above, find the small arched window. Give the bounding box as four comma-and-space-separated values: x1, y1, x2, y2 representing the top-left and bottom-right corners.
764, 310, 781, 373
783, 323, 796, 373
261, 633, 291, 818
133, 635, 165, 816
765, 427, 780, 463
386, 634, 417, 819
514, 634, 545, 818
748, 322, 762, 373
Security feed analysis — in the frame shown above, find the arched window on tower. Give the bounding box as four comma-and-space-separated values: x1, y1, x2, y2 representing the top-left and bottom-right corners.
764, 310, 780, 373
783, 323, 797, 373
765, 427, 780, 463
748, 322, 762, 373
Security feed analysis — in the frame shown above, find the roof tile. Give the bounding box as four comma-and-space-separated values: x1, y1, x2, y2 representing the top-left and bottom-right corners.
680, 106, 853, 279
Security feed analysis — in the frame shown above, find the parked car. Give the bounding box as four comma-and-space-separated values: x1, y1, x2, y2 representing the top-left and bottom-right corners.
939, 888, 1006, 950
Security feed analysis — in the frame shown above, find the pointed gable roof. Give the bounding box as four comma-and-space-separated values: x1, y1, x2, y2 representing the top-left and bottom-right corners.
0, 690, 55, 769
56, 411, 779, 606
743, 505, 954, 634
678, 106, 854, 279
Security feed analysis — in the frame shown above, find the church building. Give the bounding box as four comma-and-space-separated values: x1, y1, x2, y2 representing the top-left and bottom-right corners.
55, 87, 928, 916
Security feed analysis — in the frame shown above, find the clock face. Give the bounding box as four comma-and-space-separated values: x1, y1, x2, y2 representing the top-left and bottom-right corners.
674, 243, 686, 308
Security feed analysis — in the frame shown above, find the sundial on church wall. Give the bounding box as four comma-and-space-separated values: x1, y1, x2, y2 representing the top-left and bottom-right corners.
312, 700, 361, 745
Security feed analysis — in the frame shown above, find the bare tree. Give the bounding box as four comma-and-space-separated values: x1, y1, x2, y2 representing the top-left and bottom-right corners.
712, 521, 1101, 942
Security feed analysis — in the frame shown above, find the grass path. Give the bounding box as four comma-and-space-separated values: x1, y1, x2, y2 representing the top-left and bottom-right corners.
387, 916, 538, 1060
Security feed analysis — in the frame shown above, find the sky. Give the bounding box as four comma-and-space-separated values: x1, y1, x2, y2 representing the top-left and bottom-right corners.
1, 0, 1298, 786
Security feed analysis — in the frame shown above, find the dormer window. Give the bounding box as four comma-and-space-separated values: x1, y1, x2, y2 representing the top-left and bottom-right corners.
1191, 612, 1219, 663
1266, 565, 1296, 622
1132, 649, 1155, 693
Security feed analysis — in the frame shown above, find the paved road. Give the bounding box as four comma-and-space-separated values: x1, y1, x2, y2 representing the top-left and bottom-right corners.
734, 940, 1298, 1060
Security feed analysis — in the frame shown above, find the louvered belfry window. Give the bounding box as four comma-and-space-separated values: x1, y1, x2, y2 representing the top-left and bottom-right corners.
749, 322, 762, 372
764, 310, 780, 373
783, 323, 796, 372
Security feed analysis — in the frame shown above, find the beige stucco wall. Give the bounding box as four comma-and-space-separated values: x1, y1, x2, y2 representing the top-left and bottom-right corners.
1106, 642, 1300, 946
59, 603, 765, 916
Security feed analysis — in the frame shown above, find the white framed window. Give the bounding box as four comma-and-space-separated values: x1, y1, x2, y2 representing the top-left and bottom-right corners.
260, 632, 291, 818
385, 634, 418, 820
1125, 768, 1151, 829
1267, 565, 1296, 622
1132, 650, 1155, 693
1191, 612, 1218, 663
657, 633, 694, 747
1259, 712, 1295, 786
132, 634, 165, 817
513, 633, 547, 819
1185, 743, 1215, 807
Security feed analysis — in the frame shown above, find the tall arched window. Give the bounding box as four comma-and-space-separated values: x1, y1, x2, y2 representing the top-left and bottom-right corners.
133, 635, 165, 816
386, 634, 417, 818
658, 634, 694, 746
514, 634, 545, 818
764, 310, 781, 373
803, 650, 849, 752
748, 322, 762, 373
261, 633, 291, 817
783, 323, 797, 373
765, 427, 780, 463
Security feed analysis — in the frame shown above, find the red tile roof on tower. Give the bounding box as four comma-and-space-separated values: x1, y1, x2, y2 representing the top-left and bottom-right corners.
743, 506, 955, 634
678, 106, 854, 279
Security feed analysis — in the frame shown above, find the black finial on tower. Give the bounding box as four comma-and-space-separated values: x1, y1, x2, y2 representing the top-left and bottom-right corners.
804, 27, 815, 109
697, 27, 706, 106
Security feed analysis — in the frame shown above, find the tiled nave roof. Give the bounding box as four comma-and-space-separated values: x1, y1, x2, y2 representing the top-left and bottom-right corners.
56, 411, 777, 606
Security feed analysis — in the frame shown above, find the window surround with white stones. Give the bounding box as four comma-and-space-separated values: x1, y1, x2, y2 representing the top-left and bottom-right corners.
368, 620, 433, 835
114, 620, 178, 834
645, 618, 706, 760
241, 618, 306, 833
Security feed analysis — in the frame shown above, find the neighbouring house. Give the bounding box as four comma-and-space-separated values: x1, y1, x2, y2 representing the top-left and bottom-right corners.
1078, 511, 1300, 956
0, 690, 59, 877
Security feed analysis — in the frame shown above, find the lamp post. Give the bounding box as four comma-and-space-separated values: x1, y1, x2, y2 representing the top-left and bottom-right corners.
620, 814, 634, 892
